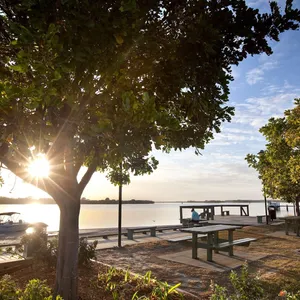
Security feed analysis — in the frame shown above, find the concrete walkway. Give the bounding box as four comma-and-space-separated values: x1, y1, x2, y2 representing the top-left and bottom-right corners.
158, 248, 268, 272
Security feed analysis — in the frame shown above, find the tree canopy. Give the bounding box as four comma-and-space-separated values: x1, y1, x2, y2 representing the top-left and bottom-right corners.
246, 99, 300, 213
1, 0, 300, 299
1, 0, 300, 188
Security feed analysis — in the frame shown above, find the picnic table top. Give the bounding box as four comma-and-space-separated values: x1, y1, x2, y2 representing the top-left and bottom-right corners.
181, 224, 242, 234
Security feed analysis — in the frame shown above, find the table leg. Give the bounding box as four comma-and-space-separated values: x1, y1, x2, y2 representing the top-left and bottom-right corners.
207, 233, 213, 261
214, 232, 219, 254
192, 232, 198, 259
228, 230, 233, 256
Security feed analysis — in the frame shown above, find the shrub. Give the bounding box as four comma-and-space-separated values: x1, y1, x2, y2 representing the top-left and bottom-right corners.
97, 267, 183, 300
78, 237, 98, 267
0, 276, 62, 300
278, 290, 300, 299
21, 231, 57, 267
210, 263, 264, 300
0, 275, 19, 300
20, 279, 57, 300
20, 231, 97, 267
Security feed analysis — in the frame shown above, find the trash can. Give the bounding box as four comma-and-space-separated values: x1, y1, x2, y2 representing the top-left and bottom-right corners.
268, 206, 276, 221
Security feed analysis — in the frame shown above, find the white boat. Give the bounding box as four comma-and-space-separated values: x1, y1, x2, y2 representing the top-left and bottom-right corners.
0, 212, 29, 233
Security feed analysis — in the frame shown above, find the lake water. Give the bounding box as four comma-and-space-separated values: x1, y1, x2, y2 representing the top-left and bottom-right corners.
0, 202, 295, 232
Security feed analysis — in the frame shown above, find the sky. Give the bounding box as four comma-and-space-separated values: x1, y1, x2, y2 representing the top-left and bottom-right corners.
1, 0, 300, 202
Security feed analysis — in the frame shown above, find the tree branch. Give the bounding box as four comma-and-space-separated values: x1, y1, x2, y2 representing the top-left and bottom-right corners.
78, 161, 97, 195
0, 157, 29, 183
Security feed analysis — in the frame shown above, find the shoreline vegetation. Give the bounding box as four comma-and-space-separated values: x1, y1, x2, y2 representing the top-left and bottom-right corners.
0, 197, 154, 205
0, 197, 280, 205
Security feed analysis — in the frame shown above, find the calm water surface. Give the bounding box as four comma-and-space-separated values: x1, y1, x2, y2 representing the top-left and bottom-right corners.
0, 202, 295, 231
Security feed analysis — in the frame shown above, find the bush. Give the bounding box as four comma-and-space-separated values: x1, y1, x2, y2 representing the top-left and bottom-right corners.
0, 275, 19, 300
97, 267, 183, 300
20, 231, 57, 267
20, 232, 97, 268
19, 279, 62, 300
0, 276, 62, 300
78, 237, 98, 267
210, 263, 264, 300
278, 290, 300, 299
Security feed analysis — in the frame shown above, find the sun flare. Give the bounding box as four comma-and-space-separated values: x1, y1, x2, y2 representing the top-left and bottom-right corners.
28, 154, 50, 178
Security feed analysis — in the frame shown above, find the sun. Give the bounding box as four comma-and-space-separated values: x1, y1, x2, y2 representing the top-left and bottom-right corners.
28, 154, 50, 178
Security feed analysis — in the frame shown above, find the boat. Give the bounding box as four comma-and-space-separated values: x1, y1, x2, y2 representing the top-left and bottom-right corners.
0, 212, 29, 233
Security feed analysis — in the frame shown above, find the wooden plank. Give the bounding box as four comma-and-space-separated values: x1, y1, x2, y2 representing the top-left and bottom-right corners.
127, 226, 157, 240
157, 225, 182, 232
181, 224, 242, 234
168, 234, 206, 243
214, 238, 257, 249
127, 226, 157, 230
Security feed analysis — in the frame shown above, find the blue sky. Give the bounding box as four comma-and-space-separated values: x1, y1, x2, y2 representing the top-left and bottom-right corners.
1, 0, 300, 201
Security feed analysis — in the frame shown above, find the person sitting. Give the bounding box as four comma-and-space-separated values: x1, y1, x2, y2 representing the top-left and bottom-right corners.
191, 208, 200, 223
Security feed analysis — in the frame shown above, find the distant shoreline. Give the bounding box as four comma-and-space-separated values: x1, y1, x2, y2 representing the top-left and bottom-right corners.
0, 197, 279, 205
0, 197, 154, 205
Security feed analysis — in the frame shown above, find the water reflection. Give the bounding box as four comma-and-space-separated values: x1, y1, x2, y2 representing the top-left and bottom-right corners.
0, 202, 296, 232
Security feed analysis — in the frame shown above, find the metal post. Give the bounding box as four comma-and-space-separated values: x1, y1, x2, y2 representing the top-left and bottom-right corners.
264, 194, 268, 225
118, 163, 123, 248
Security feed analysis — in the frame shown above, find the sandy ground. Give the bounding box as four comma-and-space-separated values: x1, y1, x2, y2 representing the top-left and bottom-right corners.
2, 223, 300, 299
95, 223, 300, 299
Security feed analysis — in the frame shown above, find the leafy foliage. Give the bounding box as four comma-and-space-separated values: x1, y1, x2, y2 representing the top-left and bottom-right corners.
97, 267, 183, 300
0, 275, 62, 300
19, 231, 97, 267
1, 0, 300, 298
278, 290, 300, 299
246, 99, 300, 206
78, 237, 98, 267
1, 0, 300, 190
210, 264, 264, 300
20, 231, 58, 267
0, 274, 19, 300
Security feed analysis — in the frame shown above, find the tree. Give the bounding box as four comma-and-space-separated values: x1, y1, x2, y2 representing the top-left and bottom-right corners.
246, 99, 300, 215
1, 0, 300, 298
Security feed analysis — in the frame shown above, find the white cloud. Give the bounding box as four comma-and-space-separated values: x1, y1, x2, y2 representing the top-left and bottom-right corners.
233, 92, 299, 129
246, 68, 264, 85
261, 80, 300, 95
246, 60, 278, 85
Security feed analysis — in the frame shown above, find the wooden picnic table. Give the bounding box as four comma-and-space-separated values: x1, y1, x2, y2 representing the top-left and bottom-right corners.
283, 216, 300, 236
181, 224, 256, 261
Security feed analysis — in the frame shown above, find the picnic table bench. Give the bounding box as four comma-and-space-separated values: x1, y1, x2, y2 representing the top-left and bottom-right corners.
181, 225, 257, 261
126, 226, 157, 240
157, 225, 183, 232
168, 234, 206, 243
283, 216, 300, 236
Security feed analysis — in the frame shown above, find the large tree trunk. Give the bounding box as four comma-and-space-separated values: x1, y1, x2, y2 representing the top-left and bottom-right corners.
54, 195, 81, 300
296, 195, 300, 216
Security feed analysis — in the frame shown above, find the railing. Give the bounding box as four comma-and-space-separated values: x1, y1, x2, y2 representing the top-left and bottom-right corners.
179, 204, 250, 223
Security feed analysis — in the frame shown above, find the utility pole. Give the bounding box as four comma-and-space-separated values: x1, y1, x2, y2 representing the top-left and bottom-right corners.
118, 163, 123, 248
